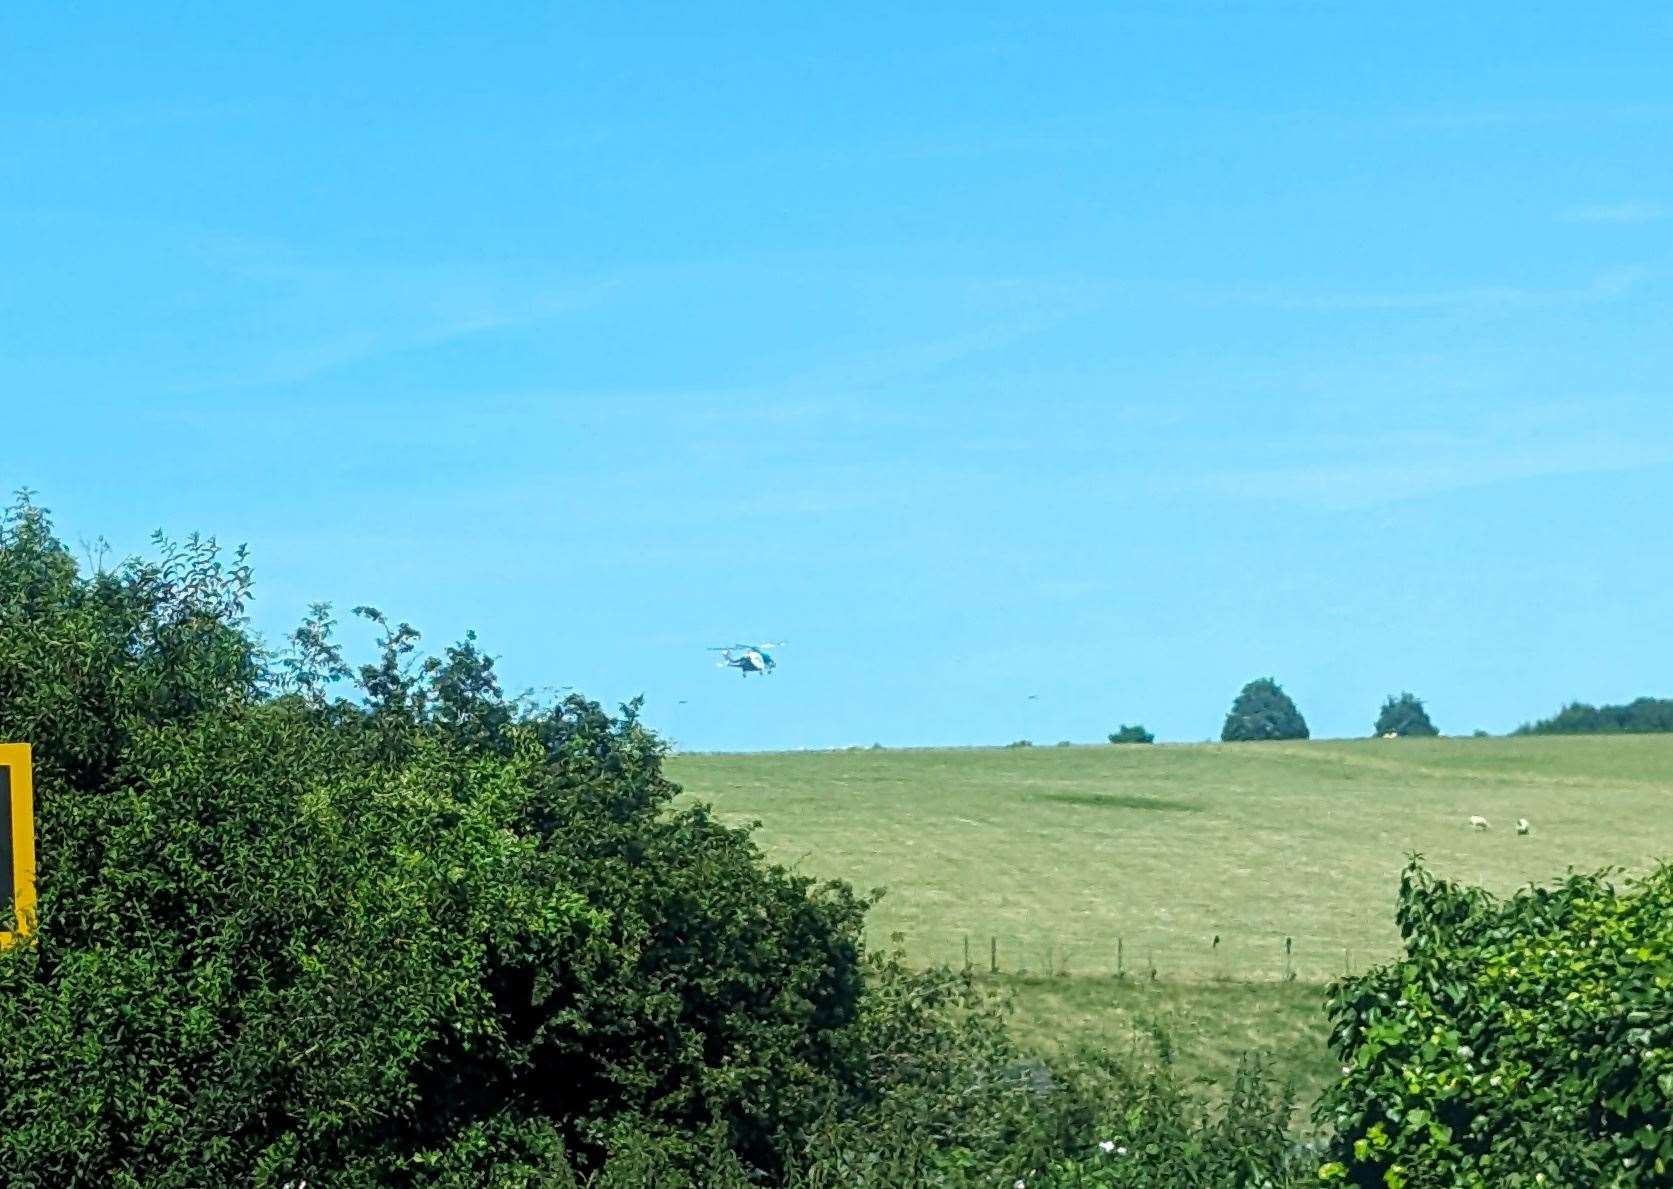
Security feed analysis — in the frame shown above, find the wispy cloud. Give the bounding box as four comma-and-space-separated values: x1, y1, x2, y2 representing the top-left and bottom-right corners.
166, 231, 618, 391
1561, 202, 1668, 225
1182, 267, 1650, 314
1186, 431, 1671, 509
1388, 101, 1673, 132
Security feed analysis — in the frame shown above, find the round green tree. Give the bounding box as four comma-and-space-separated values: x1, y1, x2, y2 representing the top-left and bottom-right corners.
1373, 691, 1438, 737
1220, 677, 1309, 742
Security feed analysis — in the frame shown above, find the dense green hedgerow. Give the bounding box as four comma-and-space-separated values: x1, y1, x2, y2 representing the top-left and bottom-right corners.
0, 493, 881, 1184
0, 493, 1311, 1186
1316, 858, 1673, 1188
1514, 697, 1673, 737
1108, 725, 1155, 745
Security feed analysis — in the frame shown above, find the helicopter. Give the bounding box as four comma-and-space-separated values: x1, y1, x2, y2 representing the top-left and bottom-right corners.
709, 642, 782, 676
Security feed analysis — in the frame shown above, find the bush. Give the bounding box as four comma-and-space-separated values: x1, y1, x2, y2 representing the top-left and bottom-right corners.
1514, 697, 1673, 736
1007, 739, 1034, 749
1373, 692, 1438, 738
1221, 678, 1309, 743
1316, 858, 1673, 1187
0, 495, 872, 1184
0, 493, 1322, 1186
1009, 1054, 1312, 1188
1108, 724, 1155, 745
774, 983, 1311, 1187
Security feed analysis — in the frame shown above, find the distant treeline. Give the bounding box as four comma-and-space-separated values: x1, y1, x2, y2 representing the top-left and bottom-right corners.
1514, 696, 1673, 736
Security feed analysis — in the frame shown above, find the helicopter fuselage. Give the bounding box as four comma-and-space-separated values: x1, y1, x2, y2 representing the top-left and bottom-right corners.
713, 644, 778, 675
725, 650, 770, 674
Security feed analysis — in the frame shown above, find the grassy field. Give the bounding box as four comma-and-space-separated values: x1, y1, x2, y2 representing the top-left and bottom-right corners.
669, 735, 1673, 1096
669, 734, 1673, 980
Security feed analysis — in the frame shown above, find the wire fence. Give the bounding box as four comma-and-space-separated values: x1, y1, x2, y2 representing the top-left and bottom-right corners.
866, 928, 1390, 984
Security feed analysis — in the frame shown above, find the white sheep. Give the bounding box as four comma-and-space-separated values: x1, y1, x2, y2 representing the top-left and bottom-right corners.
1468, 815, 1490, 831
1516, 818, 1530, 835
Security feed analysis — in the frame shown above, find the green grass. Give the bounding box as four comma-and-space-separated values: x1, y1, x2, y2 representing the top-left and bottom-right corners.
997, 976, 1338, 1110
668, 735, 1673, 1094
669, 735, 1673, 982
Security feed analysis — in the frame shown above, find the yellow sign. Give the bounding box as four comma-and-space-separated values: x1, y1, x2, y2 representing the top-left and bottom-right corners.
0, 744, 36, 948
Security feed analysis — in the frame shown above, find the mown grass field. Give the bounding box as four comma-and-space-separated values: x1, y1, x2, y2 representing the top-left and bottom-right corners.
669, 735, 1673, 1098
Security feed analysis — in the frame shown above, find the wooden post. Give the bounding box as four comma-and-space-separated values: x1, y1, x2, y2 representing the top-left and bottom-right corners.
1116, 935, 1124, 979
990, 935, 997, 975
962, 934, 971, 974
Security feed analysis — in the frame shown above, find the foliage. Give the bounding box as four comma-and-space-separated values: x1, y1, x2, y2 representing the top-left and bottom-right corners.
0, 492, 1318, 1186
1515, 697, 1673, 736
1221, 678, 1309, 743
1010, 1054, 1312, 1188
1007, 739, 1034, 748
0, 494, 867, 1184
1373, 693, 1438, 738
1108, 724, 1154, 745
1317, 857, 1673, 1188
773, 1002, 1311, 1188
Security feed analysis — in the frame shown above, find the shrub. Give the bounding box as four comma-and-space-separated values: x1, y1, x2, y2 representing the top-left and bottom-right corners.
1316, 858, 1673, 1187
1012, 1054, 1312, 1188
780, 1006, 1311, 1188
0, 495, 871, 1184
1221, 678, 1309, 742
1007, 739, 1034, 748
0, 493, 1322, 1186
1108, 724, 1154, 745
1514, 697, 1673, 736
1373, 692, 1438, 738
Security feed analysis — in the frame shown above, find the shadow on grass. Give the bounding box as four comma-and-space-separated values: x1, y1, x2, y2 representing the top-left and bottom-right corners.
1027, 791, 1201, 812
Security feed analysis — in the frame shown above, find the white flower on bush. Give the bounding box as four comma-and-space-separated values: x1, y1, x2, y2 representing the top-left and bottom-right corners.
1099, 1140, 1116, 1153
1014, 1180, 1026, 1189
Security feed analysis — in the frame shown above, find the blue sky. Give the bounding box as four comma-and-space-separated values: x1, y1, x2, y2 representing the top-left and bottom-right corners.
4, 4, 1671, 750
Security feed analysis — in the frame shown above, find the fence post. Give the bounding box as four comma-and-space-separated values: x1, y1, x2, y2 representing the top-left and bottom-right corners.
1283, 936, 1293, 982
1116, 936, 1124, 980
990, 935, 997, 975
963, 934, 971, 974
